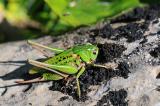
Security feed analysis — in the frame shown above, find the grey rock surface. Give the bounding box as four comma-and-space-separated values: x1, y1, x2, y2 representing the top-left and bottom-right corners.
0, 19, 160, 106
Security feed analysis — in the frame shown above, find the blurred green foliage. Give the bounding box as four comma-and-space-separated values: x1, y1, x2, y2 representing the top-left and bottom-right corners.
0, 0, 146, 42
45, 0, 141, 33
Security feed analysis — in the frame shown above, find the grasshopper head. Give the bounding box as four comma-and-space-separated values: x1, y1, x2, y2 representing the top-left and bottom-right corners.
73, 43, 99, 64
87, 43, 99, 63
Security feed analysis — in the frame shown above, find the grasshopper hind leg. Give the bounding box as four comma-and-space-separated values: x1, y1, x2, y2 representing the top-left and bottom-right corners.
15, 77, 45, 84
15, 73, 64, 84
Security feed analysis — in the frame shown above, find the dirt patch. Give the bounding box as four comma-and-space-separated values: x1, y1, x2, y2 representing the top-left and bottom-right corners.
111, 4, 160, 22
97, 43, 126, 63
97, 89, 128, 106
150, 45, 160, 58
58, 96, 69, 102
91, 22, 149, 42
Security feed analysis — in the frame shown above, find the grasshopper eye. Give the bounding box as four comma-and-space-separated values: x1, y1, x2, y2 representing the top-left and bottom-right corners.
93, 50, 97, 55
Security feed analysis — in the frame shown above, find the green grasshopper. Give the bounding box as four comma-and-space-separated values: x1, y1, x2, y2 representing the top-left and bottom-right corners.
16, 40, 108, 98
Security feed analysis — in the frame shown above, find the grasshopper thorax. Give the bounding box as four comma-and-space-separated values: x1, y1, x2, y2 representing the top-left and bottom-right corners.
72, 43, 99, 64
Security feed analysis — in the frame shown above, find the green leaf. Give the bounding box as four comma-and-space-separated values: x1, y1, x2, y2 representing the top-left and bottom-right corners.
45, 0, 141, 28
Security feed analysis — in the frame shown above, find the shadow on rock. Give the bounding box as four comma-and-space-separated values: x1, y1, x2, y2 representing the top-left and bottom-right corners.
0, 60, 45, 96
0, 60, 40, 81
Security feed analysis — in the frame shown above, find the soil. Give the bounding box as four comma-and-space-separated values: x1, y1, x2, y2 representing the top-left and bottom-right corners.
91, 22, 149, 42
97, 89, 128, 106
96, 43, 126, 63
111, 4, 160, 22
150, 45, 160, 58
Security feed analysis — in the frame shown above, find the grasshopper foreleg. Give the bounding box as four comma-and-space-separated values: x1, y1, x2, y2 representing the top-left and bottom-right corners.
76, 66, 85, 98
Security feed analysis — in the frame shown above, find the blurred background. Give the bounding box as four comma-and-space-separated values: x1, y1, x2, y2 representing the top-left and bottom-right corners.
0, 0, 159, 43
